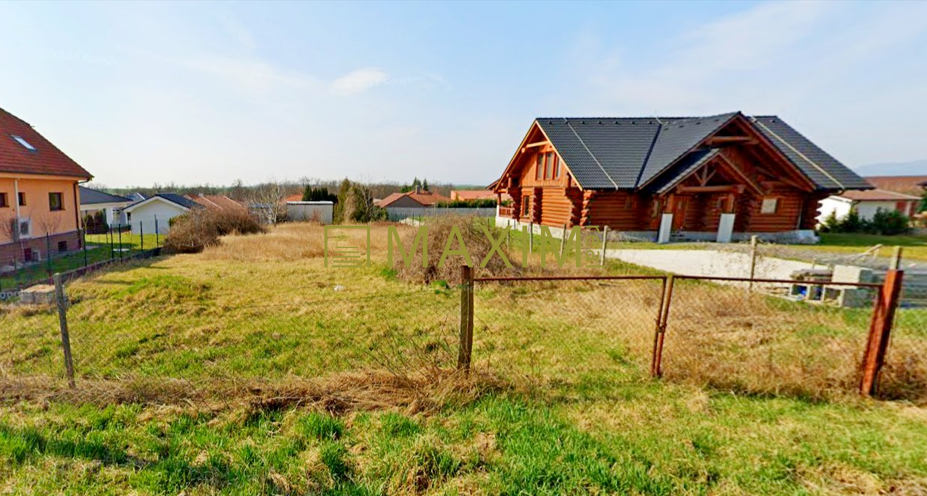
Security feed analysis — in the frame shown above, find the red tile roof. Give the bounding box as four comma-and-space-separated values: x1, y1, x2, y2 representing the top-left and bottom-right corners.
0, 107, 92, 179
375, 190, 450, 208
863, 176, 927, 196
837, 189, 921, 201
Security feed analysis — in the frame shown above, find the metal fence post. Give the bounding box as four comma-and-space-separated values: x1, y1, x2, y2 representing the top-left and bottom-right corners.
860, 247, 904, 396
53, 273, 76, 388
118, 226, 123, 259
140, 221, 145, 251
747, 235, 758, 292
457, 265, 474, 372
82, 228, 88, 268
600, 226, 609, 266
45, 233, 52, 277
651, 274, 675, 378
155, 216, 160, 247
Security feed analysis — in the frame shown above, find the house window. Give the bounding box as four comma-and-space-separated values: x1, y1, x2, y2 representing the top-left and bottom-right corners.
0, 193, 8, 208
543, 153, 551, 180
49, 192, 64, 211
11, 134, 37, 151
553, 155, 560, 179
521, 195, 531, 217
18, 192, 26, 206
58, 240, 68, 253
761, 197, 778, 214
535, 154, 543, 181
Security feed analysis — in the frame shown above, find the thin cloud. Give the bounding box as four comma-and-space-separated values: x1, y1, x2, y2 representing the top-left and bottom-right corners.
330, 68, 390, 95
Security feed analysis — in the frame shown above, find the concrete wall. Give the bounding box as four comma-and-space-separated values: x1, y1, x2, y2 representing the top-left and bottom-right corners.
287, 202, 333, 224
387, 207, 495, 221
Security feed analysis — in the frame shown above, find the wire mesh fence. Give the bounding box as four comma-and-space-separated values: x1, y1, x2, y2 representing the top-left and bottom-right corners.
2, 262, 925, 405
0, 279, 462, 405
661, 277, 879, 398
0, 222, 163, 294
472, 276, 666, 388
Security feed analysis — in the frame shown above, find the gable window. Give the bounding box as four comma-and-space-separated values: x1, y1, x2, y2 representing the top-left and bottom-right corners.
535, 154, 543, 181
760, 197, 778, 214
543, 153, 551, 179
0, 193, 8, 208
10, 134, 36, 151
553, 155, 560, 179
18, 192, 26, 206
49, 192, 64, 211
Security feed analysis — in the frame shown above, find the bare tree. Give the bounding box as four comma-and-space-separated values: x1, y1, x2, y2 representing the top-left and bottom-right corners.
36, 213, 63, 236
0, 212, 27, 267
248, 181, 288, 225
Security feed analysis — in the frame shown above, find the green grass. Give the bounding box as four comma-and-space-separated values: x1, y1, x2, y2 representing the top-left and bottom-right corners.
1, 224, 926, 494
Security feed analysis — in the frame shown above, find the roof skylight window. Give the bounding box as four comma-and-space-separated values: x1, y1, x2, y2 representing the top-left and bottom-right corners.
11, 135, 36, 151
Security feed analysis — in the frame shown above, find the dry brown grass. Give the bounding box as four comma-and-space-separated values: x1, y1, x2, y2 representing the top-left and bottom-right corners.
0, 369, 505, 415
396, 216, 524, 284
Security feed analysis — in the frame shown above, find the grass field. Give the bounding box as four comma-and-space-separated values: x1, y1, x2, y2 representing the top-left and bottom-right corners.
1, 223, 926, 494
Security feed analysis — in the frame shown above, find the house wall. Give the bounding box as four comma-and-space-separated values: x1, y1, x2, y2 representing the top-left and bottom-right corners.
0, 176, 81, 244
0, 230, 81, 266
817, 197, 853, 224
857, 200, 909, 220
127, 200, 188, 234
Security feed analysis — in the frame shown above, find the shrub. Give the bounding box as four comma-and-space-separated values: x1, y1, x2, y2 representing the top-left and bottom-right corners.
818, 208, 910, 235
435, 199, 497, 208
164, 207, 266, 254
395, 216, 522, 284
868, 209, 910, 235
333, 179, 386, 224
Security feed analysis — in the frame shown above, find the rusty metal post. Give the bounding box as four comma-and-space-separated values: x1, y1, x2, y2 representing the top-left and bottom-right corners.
53, 273, 76, 388
651, 274, 675, 378
457, 265, 475, 372
860, 247, 904, 396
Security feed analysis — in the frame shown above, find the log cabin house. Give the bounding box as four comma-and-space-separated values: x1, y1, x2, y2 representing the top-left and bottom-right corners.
489, 112, 871, 242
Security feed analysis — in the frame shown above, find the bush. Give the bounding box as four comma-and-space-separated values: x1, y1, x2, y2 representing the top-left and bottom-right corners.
395, 216, 522, 285
819, 208, 910, 235
164, 207, 266, 254
333, 179, 386, 224
435, 199, 497, 208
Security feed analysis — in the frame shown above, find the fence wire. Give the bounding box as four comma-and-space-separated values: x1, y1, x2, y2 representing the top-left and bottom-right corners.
662, 279, 878, 399
881, 286, 927, 400
472, 277, 666, 387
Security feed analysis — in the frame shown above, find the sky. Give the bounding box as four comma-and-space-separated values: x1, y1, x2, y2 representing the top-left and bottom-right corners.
1, 1, 926, 188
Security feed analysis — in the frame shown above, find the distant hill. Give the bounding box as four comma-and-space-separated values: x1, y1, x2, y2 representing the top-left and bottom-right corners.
853, 159, 927, 177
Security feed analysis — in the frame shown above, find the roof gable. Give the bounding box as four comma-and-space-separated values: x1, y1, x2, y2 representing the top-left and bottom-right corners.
508, 113, 869, 193
124, 193, 200, 213
0, 107, 92, 179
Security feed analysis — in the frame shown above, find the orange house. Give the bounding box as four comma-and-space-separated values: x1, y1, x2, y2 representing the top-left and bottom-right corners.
0, 107, 92, 265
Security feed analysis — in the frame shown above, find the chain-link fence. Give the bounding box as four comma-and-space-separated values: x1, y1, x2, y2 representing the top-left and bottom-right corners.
0, 279, 462, 406
472, 276, 666, 388
0, 222, 163, 294
2, 264, 924, 405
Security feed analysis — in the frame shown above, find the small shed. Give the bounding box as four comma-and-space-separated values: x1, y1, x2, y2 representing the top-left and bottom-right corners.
286, 201, 333, 224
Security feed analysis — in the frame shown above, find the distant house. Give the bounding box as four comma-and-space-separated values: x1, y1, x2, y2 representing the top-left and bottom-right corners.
375, 189, 449, 208
863, 176, 927, 197
1, 107, 93, 263
817, 189, 922, 223
490, 112, 871, 243
123, 193, 202, 234
78, 186, 131, 227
